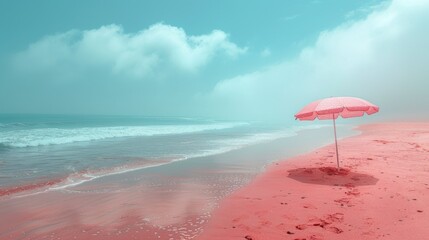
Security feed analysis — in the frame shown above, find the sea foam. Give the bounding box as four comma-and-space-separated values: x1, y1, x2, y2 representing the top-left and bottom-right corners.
0, 122, 247, 148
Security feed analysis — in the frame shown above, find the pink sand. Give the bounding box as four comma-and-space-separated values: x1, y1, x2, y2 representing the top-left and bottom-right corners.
198, 122, 429, 240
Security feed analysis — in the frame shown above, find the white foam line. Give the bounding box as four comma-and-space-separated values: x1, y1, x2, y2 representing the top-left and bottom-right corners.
9, 162, 173, 199
10, 188, 51, 199
49, 162, 171, 191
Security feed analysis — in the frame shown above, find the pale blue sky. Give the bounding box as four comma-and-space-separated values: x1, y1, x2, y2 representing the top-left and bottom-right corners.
0, 1, 375, 56
1, 0, 428, 121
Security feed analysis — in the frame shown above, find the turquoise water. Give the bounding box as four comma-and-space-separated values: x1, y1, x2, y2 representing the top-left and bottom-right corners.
0, 114, 322, 193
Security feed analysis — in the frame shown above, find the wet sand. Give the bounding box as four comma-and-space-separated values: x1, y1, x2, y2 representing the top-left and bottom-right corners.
198, 122, 429, 240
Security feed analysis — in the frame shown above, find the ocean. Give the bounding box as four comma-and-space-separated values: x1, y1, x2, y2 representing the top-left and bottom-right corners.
0, 114, 332, 196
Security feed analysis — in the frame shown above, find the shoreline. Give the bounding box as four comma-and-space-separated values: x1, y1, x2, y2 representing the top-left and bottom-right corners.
198, 122, 429, 240
0, 124, 359, 240
0, 124, 343, 198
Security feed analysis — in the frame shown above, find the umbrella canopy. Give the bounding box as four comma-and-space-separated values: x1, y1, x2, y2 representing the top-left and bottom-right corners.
295, 97, 379, 120
294, 97, 379, 169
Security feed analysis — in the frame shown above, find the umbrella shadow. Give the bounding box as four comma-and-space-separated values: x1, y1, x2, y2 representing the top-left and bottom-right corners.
287, 167, 379, 187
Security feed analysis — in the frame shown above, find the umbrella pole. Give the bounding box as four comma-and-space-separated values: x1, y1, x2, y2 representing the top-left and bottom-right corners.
332, 114, 340, 170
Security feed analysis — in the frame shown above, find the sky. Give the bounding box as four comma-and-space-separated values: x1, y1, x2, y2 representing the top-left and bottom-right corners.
0, 0, 428, 121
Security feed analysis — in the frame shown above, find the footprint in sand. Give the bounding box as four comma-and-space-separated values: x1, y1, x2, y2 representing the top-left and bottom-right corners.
408, 143, 429, 152
302, 203, 317, 209
373, 140, 393, 144
345, 188, 360, 196
326, 213, 345, 223
295, 224, 308, 230
335, 197, 354, 207
308, 235, 324, 240
327, 226, 343, 234
407, 142, 421, 148
295, 213, 344, 234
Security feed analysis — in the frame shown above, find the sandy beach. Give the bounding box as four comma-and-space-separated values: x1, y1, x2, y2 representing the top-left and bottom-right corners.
199, 122, 429, 240
1, 122, 428, 240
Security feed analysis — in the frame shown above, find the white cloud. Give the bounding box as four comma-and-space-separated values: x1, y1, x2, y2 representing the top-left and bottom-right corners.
13, 23, 246, 80
207, 0, 429, 120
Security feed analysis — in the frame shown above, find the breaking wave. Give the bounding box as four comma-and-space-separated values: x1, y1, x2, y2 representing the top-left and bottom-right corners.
0, 122, 247, 148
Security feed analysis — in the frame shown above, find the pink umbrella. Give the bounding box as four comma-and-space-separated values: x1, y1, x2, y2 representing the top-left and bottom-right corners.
294, 97, 379, 169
